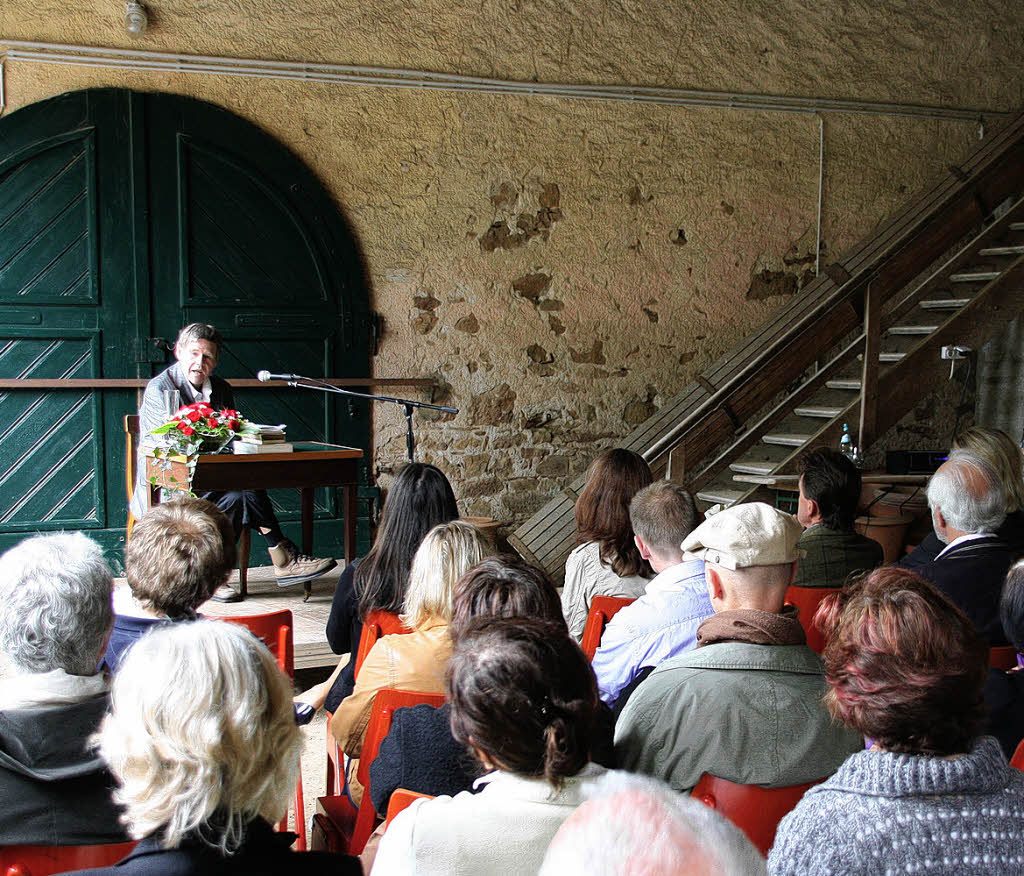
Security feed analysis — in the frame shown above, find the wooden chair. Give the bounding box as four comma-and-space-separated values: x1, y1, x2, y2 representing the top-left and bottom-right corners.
0, 841, 137, 875
325, 610, 411, 796
221, 611, 305, 850
1011, 737, 1024, 771
691, 773, 821, 856
989, 645, 1020, 671
580, 596, 636, 661
313, 688, 446, 855
125, 414, 251, 595
384, 789, 434, 828
784, 586, 841, 654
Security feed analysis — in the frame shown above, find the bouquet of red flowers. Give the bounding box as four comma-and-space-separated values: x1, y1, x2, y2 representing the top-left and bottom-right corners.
149, 402, 246, 457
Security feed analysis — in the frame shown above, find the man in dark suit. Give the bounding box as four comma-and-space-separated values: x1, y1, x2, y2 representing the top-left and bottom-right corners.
793, 447, 883, 589
919, 450, 1013, 643
131, 323, 334, 600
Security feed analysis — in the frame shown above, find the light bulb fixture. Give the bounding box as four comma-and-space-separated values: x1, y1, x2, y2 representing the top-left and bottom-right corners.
125, 2, 148, 36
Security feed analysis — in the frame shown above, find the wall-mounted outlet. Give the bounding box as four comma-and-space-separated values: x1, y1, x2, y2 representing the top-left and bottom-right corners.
941, 345, 972, 360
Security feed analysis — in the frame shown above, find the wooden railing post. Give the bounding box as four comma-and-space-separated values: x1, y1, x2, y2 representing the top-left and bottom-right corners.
667, 444, 686, 485
859, 282, 881, 451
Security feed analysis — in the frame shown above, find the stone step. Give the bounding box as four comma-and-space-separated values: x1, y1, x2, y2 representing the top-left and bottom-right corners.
696, 486, 744, 507
762, 433, 812, 447
826, 378, 862, 390
919, 298, 969, 311
887, 324, 937, 336
949, 270, 1000, 282
978, 245, 1024, 256
879, 352, 905, 362
794, 405, 844, 418
729, 459, 778, 476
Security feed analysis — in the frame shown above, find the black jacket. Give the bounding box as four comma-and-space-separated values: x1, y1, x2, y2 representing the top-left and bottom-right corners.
0, 693, 128, 846
61, 817, 361, 876
898, 509, 1024, 571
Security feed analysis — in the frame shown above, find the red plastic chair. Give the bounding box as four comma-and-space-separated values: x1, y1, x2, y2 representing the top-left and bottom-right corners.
0, 841, 137, 876
325, 611, 412, 796
1010, 738, 1024, 771
692, 773, 821, 856
990, 646, 1020, 671
581, 596, 636, 661
221, 611, 305, 850
784, 586, 841, 654
313, 688, 446, 855
385, 789, 435, 828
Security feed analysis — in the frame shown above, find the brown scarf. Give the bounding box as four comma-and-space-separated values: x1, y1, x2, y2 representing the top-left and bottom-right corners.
696, 604, 807, 647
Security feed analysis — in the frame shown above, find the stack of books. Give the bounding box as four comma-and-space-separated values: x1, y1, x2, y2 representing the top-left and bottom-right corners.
234, 424, 293, 454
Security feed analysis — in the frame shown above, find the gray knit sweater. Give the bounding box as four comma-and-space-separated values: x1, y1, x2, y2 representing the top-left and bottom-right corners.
768, 736, 1024, 875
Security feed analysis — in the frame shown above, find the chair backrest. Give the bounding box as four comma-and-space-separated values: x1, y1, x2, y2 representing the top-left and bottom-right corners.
222, 610, 295, 679
124, 415, 140, 536
989, 645, 1020, 672
1011, 737, 1024, 771
784, 586, 841, 654
691, 773, 821, 856
384, 789, 435, 828
580, 596, 636, 661
0, 841, 137, 876
354, 610, 410, 678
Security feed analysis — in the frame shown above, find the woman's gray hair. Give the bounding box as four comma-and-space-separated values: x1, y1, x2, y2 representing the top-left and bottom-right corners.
0, 532, 113, 676
927, 450, 1006, 534
95, 620, 300, 852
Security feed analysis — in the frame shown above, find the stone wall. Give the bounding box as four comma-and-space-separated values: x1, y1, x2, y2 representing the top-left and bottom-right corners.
1, 0, 1020, 522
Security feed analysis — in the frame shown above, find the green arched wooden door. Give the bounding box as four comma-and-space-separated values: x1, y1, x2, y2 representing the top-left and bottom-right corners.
0, 88, 372, 567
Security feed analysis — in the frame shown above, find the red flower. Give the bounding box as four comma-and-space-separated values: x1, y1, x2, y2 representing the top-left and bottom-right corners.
206, 417, 218, 429
185, 409, 202, 423
228, 419, 241, 431
181, 425, 195, 436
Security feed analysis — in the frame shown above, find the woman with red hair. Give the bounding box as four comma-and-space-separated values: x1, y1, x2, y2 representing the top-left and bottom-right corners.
769, 567, 1024, 875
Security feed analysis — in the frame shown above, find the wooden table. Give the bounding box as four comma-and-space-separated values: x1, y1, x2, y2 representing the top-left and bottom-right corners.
147, 442, 362, 599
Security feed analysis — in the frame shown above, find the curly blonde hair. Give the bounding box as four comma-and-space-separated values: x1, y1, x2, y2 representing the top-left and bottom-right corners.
95, 620, 299, 852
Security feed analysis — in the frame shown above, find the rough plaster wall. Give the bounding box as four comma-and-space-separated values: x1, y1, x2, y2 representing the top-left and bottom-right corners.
1, 0, 1020, 521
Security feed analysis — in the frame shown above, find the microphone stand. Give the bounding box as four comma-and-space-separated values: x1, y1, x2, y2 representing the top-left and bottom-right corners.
265, 375, 457, 462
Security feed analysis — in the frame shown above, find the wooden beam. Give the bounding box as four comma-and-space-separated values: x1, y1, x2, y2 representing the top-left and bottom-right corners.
0, 377, 436, 390
859, 282, 881, 450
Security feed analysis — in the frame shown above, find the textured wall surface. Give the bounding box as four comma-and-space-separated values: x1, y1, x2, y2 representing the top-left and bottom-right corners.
1, 1, 1020, 520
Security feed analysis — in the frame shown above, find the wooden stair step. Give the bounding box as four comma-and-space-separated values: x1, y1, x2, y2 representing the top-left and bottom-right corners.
919, 298, 969, 310
978, 245, 1024, 256
879, 352, 905, 362
825, 378, 861, 390
729, 459, 778, 476
695, 486, 745, 507
949, 270, 1001, 282
794, 405, 843, 418
1009, 222, 1024, 231
887, 324, 937, 336
762, 433, 812, 447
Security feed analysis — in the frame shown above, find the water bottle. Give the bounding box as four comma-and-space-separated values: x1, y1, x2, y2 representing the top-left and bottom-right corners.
839, 423, 854, 461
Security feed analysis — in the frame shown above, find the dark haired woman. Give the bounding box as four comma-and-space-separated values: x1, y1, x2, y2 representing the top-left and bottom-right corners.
562, 448, 653, 639
300, 463, 458, 713
370, 617, 610, 874
984, 559, 1024, 757
769, 567, 1024, 875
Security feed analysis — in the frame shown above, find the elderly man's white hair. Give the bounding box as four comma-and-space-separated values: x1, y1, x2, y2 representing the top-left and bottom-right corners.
927, 449, 1006, 536
539, 770, 766, 876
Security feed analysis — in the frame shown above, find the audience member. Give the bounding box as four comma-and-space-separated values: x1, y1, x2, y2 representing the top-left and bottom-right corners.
370, 617, 610, 875
984, 559, 1024, 757
539, 771, 766, 876
615, 502, 861, 792
102, 497, 236, 672
329, 520, 486, 805
769, 567, 1024, 875
792, 447, 882, 588
900, 426, 1024, 570
591, 481, 711, 707
0, 532, 127, 846
369, 556, 616, 816
563, 448, 653, 639
63, 621, 360, 875
917, 450, 1013, 642
318, 462, 459, 712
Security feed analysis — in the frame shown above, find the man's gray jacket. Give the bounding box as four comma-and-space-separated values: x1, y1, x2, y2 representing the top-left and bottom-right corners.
613, 640, 863, 793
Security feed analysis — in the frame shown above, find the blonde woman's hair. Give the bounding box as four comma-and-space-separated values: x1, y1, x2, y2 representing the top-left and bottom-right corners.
402, 520, 488, 630
954, 426, 1024, 514
95, 620, 299, 852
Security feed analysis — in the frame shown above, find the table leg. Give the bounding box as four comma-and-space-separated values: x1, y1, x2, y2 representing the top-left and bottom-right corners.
301, 487, 314, 602
343, 484, 357, 565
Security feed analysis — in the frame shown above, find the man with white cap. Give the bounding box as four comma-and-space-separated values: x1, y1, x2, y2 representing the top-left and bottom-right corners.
614, 502, 862, 794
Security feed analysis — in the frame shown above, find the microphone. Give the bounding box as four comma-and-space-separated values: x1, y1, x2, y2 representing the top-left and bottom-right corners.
257, 370, 302, 382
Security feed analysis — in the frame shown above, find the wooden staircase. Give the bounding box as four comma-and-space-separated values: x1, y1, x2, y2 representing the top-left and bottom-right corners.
510, 111, 1024, 585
